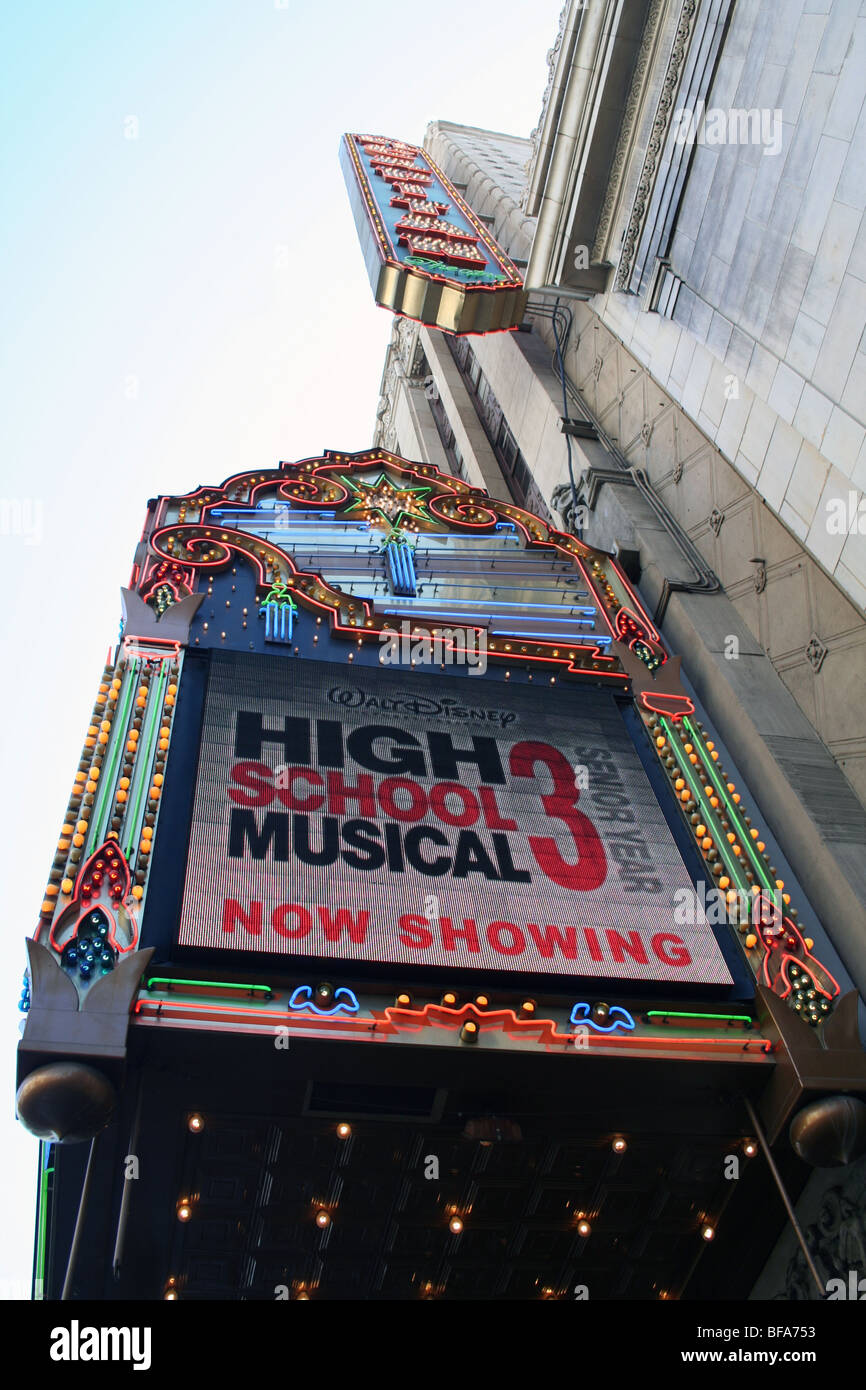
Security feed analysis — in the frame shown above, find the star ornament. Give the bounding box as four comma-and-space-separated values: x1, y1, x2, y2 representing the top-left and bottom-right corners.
341, 473, 432, 530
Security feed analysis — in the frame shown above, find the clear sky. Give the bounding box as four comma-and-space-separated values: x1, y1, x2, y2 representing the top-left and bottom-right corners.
0, 0, 560, 1296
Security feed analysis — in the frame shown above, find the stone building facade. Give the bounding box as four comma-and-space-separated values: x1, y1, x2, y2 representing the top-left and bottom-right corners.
372, 0, 866, 1004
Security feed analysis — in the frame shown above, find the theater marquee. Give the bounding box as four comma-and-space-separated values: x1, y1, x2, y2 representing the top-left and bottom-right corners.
177, 655, 732, 984
340, 133, 527, 334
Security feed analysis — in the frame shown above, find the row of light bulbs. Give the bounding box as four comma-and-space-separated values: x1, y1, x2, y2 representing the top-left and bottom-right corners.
165, 1122, 758, 1298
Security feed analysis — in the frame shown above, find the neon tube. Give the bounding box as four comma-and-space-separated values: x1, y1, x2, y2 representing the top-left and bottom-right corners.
124, 663, 167, 860
144, 976, 273, 998
661, 716, 750, 898
88, 660, 138, 853
647, 1011, 753, 1024
683, 715, 774, 894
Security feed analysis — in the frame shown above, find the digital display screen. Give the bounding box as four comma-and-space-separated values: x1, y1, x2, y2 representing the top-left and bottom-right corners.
177, 654, 732, 984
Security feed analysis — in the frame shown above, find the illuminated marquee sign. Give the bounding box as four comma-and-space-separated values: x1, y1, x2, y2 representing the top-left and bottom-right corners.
178, 655, 732, 985
340, 133, 528, 334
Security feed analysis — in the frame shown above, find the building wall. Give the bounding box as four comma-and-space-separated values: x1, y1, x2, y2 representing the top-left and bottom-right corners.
413, 114, 866, 814
372, 112, 866, 1000
595, 0, 866, 612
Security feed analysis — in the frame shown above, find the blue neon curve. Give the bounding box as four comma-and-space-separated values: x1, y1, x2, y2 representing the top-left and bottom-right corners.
570, 1003, 635, 1033
287, 985, 360, 1016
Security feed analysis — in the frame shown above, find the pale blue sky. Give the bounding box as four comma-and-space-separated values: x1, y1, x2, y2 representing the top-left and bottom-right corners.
0, 1, 559, 1295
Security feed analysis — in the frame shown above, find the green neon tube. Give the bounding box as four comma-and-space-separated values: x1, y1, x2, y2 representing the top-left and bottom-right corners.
144, 977, 273, 997
34, 1144, 53, 1300
88, 659, 139, 853
125, 663, 168, 859
661, 717, 749, 897
647, 1011, 753, 1024
683, 715, 774, 894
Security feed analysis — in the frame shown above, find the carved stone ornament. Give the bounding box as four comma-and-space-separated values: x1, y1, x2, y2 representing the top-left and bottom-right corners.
592, 0, 665, 262
616, 0, 698, 291
805, 634, 827, 673
523, 1, 571, 203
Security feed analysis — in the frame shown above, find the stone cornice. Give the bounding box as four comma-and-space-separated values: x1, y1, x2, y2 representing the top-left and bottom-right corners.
591, 0, 667, 265
616, 0, 699, 291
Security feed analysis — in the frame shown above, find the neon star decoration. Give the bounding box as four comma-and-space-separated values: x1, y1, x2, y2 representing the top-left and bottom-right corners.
341, 473, 432, 530
145, 449, 651, 682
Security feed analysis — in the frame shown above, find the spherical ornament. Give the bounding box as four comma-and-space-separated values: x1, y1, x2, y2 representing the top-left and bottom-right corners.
16, 1062, 117, 1142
